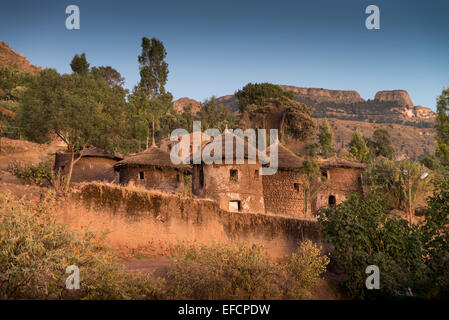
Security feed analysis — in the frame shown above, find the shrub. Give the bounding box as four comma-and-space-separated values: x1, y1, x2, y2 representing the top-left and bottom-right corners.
8, 162, 52, 187
315, 193, 425, 299
166, 241, 329, 300
0, 192, 164, 299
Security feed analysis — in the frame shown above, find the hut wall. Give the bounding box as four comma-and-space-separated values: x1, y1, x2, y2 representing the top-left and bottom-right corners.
315, 167, 363, 208
193, 161, 265, 214
262, 170, 310, 218
56, 156, 118, 183
118, 166, 184, 192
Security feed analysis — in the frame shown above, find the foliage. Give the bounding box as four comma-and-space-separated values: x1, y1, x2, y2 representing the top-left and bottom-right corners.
70, 53, 90, 75
166, 241, 328, 300
0, 66, 34, 101
363, 158, 432, 211
235, 82, 294, 113
296, 158, 325, 216
91, 66, 125, 88
8, 162, 52, 187
137, 37, 168, 100
198, 96, 235, 131
348, 130, 370, 163
420, 179, 449, 297
315, 194, 425, 299
0, 193, 164, 299
318, 119, 336, 157
367, 128, 395, 160
435, 88, 449, 168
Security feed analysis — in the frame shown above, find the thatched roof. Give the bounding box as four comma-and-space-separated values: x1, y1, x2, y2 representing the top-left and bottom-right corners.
55, 146, 123, 165
318, 155, 366, 169
114, 145, 191, 172
186, 129, 269, 163
266, 142, 305, 170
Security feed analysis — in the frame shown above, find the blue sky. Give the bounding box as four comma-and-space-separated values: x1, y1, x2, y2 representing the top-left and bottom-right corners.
1, 0, 448, 109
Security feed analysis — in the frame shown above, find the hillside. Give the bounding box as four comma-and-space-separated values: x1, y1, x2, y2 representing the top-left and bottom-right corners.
172, 97, 202, 113
0, 41, 41, 74
208, 86, 435, 127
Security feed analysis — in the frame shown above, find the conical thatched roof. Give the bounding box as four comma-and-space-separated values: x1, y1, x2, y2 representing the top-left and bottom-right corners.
266, 142, 305, 170
186, 129, 269, 163
55, 146, 123, 166
318, 155, 366, 169
114, 145, 191, 172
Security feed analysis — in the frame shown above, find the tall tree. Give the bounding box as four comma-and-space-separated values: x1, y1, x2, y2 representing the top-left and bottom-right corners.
348, 130, 370, 163
368, 128, 395, 160
435, 88, 449, 168
16, 69, 128, 189
199, 97, 235, 131
318, 119, 335, 157
297, 158, 325, 217
70, 53, 90, 75
136, 37, 171, 146
91, 66, 125, 87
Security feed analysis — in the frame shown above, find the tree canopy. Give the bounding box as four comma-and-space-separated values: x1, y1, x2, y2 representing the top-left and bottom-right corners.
70, 53, 90, 75
435, 88, 449, 168
235, 82, 294, 113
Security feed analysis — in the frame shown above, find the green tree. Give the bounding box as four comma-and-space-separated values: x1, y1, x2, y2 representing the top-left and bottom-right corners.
198, 97, 235, 131
70, 53, 90, 75
368, 128, 395, 160
135, 37, 171, 146
235, 82, 294, 113
297, 158, 325, 217
91, 66, 125, 88
435, 88, 449, 168
348, 130, 370, 163
315, 194, 425, 299
318, 119, 335, 157
16, 69, 128, 189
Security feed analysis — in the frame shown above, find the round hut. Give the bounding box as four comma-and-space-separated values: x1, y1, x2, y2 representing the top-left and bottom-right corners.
113, 145, 191, 192
316, 155, 366, 208
54, 146, 123, 183
262, 142, 309, 218
191, 130, 266, 214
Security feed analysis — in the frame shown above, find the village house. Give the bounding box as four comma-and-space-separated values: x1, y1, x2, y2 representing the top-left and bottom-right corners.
113, 142, 191, 192
54, 146, 122, 183
190, 130, 266, 214
315, 156, 366, 208
262, 142, 309, 218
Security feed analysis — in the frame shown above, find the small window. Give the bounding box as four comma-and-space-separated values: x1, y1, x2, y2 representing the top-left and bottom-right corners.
139, 171, 145, 180
229, 200, 242, 212
294, 183, 300, 192
60, 165, 65, 171
199, 166, 204, 188
168, 145, 172, 151
176, 174, 180, 182
254, 170, 259, 180
328, 195, 336, 207
322, 170, 328, 179
230, 169, 238, 182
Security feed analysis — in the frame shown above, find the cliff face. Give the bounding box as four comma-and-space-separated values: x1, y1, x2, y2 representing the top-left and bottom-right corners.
0, 41, 41, 74
374, 90, 413, 107
279, 85, 364, 103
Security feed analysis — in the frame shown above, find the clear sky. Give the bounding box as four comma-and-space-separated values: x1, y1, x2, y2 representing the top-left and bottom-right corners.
1, 0, 448, 109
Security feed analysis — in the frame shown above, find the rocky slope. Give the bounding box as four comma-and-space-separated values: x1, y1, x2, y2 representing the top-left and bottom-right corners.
172, 97, 202, 113
0, 41, 41, 74
279, 85, 364, 103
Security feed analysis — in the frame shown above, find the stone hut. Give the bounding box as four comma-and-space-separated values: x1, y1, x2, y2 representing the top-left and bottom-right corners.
262, 142, 309, 218
191, 130, 266, 214
315, 156, 366, 208
54, 146, 123, 183
113, 144, 191, 192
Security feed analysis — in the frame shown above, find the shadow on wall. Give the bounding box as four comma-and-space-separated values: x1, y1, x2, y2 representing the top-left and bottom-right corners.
68, 183, 324, 259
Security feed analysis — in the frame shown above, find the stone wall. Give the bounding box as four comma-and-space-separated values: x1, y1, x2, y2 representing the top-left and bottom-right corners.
72, 183, 323, 258
118, 165, 184, 192
192, 161, 265, 214
262, 170, 310, 219
316, 167, 363, 208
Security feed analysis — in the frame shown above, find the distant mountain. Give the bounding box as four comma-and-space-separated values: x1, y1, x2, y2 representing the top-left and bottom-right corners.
0, 41, 41, 74
172, 97, 202, 113
209, 85, 435, 127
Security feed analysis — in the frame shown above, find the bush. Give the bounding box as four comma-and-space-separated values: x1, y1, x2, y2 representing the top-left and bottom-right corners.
166, 241, 329, 300
8, 162, 52, 187
315, 193, 425, 299
0, 192, 164, 299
